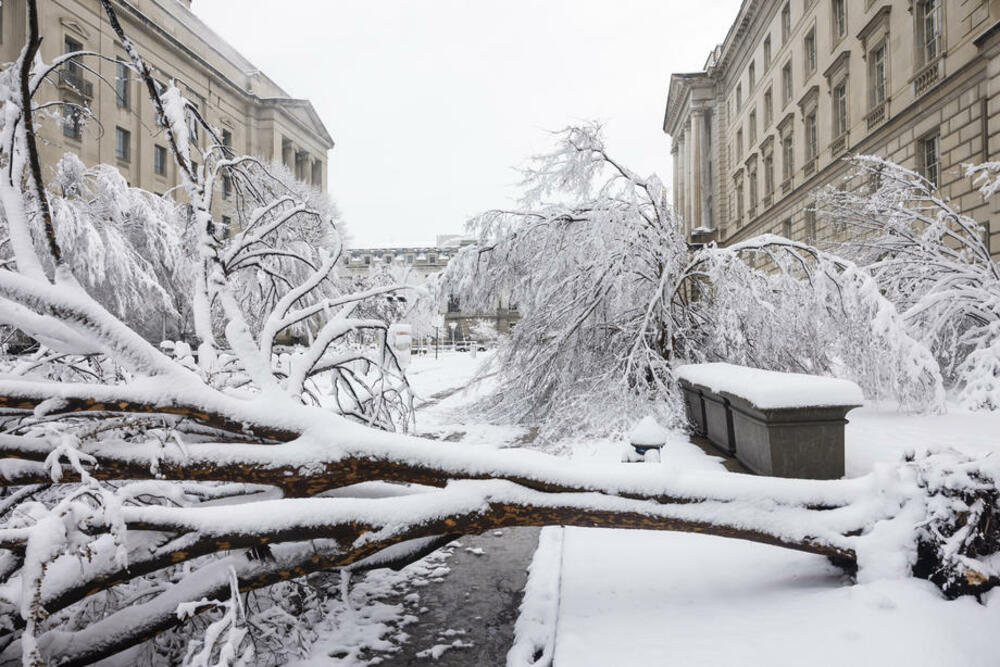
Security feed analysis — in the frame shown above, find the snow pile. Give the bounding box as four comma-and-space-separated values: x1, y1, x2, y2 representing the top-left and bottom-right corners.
628, 416, 668, 446
675, 363, 864, 409
507, 527, 563, 667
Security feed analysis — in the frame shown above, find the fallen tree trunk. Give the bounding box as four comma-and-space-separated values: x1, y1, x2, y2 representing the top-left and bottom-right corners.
0, 480, 857, 665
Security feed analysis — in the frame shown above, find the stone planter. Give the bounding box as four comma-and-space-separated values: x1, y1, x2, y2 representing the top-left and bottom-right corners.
680, 382, 707, 437
723, 393, 856, 479
675, 364, 863, 480
701, 391, 736, 455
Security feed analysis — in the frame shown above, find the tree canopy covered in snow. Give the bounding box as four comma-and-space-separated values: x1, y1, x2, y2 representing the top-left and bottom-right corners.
818, 156, 1000, 411
444, 126, 945, 443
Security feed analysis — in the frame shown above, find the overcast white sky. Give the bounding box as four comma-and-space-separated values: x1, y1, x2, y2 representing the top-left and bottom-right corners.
193, 0, 742, 247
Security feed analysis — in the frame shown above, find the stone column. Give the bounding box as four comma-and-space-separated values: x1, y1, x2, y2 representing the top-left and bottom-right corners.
689, 110, 705, 235
671, 141, 680, 218
677, 131, 686, 226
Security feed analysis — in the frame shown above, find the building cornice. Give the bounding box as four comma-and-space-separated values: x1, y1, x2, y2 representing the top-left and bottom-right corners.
112, 0, 334, 149
663, 72, 713, 136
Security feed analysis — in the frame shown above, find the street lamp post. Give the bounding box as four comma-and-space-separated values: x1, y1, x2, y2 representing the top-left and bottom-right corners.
433, 325, 439, 360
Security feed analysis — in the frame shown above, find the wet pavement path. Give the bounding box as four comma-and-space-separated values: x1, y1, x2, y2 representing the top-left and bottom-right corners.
379, 527, 541, 666
375, 373, 541, 665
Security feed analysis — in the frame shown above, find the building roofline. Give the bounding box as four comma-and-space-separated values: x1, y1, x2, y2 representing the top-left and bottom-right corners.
118, 0, 334, 149
663, 72, 712, 137
260, 98, 335, 149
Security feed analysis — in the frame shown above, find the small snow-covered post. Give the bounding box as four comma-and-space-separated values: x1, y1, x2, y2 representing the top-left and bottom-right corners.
627, 416, 668, 463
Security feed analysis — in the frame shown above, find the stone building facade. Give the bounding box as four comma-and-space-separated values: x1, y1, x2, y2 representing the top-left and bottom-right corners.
665, 0, 1000, 256
0, 0, 333, 223
345, 238, 520, 342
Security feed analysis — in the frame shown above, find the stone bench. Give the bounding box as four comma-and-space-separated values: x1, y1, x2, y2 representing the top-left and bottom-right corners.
676, 363, 863, 480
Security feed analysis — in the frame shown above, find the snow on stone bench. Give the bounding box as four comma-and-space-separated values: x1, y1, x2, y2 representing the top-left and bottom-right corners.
675, 363, 864, 480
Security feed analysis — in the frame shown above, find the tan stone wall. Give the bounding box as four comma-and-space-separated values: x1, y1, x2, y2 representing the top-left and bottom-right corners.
0, 0, 332, 224
667, 0, 1000, 257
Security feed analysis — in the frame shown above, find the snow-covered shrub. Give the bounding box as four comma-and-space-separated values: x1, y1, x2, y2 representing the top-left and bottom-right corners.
819, 156, 1000, 409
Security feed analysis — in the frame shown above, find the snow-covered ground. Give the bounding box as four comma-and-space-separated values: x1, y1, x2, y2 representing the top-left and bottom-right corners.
302, 352, 1000, 666
408, 351, 532, 447
523, 401, 1000, 666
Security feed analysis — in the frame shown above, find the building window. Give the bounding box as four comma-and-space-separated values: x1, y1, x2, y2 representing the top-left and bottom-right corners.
832, 0, 847, 40
917, 0, 942, 65
187, 101, 200, 143
763, 35, 772, 69
64, 37, 83, 76
748, 110, 758, 145
736, 84, 743, 112
736, 180, 745, 221
115, 126, 130, 162
764, 88, 773, 125
870, 42, 887, 107
782, 218, 792, 239
781, 3, 791, 45
220, 215, 232, 240
154, 144, 167, 176
833, 80, 848, 137
115, 60, 130, 109
781, 132, 794, 181
447, 295, 461, 313
782, 61, 793, 105
222, 173, 232, 199
805, 111, 818, 161
805, 206, 817, 240
804, 28, 816, 75
764, 154, 775, 196
222, 129, 232, 148
748, 167, 758, 210
919, 132, 940, 186
363, 255, 371, 266
736, 128, 743, 158
62, 104, 82, 140
748, 61, 756, 90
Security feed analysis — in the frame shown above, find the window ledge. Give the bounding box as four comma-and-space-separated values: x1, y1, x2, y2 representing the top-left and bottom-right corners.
912, 57, 943, 96
830, 132, 849, 156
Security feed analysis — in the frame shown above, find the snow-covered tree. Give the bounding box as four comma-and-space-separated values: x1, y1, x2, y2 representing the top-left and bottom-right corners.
818, 156, 1000, 409
47, 155, 193, 341
468, 318, 499, 343
679, 236, 944, 411
444, 126, 943, 443
0, 6, 995, 665
443, 124, 690, 441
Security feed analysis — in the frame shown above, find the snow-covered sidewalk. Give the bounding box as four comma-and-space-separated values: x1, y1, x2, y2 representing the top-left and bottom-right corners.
516, 405, 1000, 666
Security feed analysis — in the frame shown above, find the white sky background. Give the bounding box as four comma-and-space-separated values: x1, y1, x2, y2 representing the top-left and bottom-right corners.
193, 0, 742, 247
